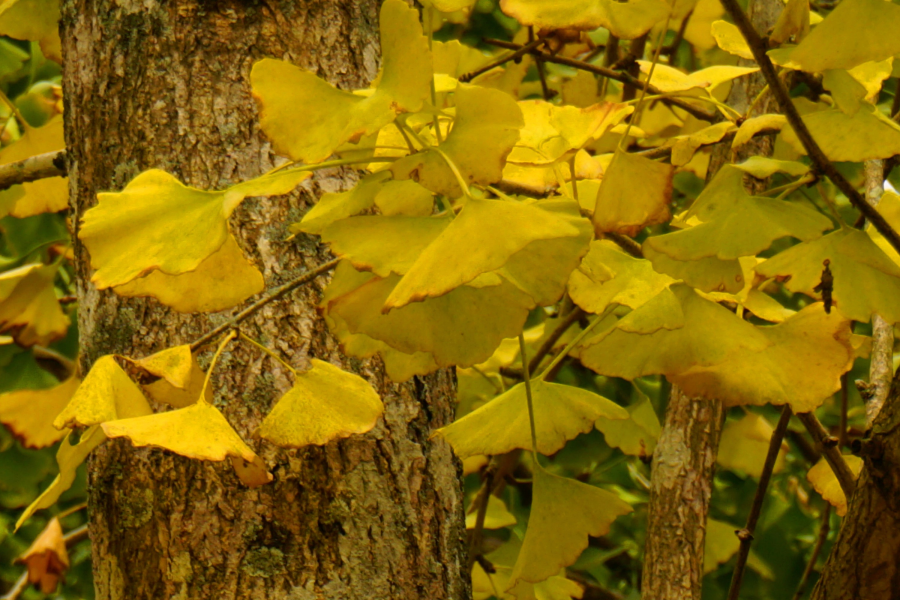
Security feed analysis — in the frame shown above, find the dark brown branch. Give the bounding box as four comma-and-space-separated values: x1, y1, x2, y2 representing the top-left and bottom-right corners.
718, 0, 900, 257
634, 127, 783, 162
604, 232, 644, 258
791, 504, 831, 600
459, 37, 544, 83
499, 306, 586, 379
481, 38, 717, 123
0, 150, 67, 192
190, 258, 340, 351
787, 428, 821, 464
726, 405, 792, 600
796, 411, 857, 498
661, 10, 693, 59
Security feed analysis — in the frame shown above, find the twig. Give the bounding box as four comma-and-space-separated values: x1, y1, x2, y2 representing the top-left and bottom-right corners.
634, 128, 783, 162
466, 460, 497, 570
500, 307, 587, 379
787, 428, 821, 464
481, 38, 716, 123
458, 37, 544, 83
622, 35, 648, 103
661, 10, 693, 59
190, 258, 340, 351
718, 0, 900, 257
2, 524, 90, 600
0, 150, 67, 192
795, 412, 856, 498
604, 232, 644, 258
791, 504, 831, 600
725, 405, 792, 600
839, 372, 849, 448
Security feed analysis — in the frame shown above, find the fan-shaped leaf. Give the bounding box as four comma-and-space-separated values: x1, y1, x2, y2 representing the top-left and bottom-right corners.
500, 0, 669, 39
807, 454, 864, 516
0, 118, 66, 218
0, 376, 79, 448
0, 262, 68, 347
593, 150, 673, 236
53, 355, 153, 429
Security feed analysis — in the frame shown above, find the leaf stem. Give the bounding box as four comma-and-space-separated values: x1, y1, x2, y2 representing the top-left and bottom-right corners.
518, 332, 539, 459
264, 155, 398, 177
236, 330, 297, 375
459, 37, 544, 83
433, 147, 473, 199
198, 330, 236, 403
0, 88, 28, 130
725, 404, 792, 600
190, 258, 339, 351
537, 306, 614, 381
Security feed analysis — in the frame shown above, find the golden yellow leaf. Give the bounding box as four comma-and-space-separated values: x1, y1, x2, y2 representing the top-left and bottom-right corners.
435, 379, 627, 458
508, 464, 632, 588
0, 376, 79, 448
258, 359, 382, 447
251, 0, 432, 163
639, 62, 758, 93
732, 114, 787, 150
466, 495, 517, 530
293, 171, 391, 236
53, 355, 153, 429
717, 413, 788, 478
643, 244, 745, 294
126, 345, 211, 408
807, 454, 864, 516
711, 20, 753, 60
682, 0, 724, 50
666, 121, 736, 167
770, 0, 809, 45
374, 180, 434, 216
102, 401, 272, 487
0, 117, 66, 217
848, 59, 893, 101
593, 150, 673, 237
500, 0, 669, 39
14, 517, 68, 594
0, 262, 68, 347
731, 156, 808, 178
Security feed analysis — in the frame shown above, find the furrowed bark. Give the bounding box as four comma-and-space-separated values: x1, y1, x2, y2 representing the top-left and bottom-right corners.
61, 2, 468, 599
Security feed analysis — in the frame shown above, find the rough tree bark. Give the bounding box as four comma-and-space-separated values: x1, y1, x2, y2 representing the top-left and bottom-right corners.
60, 2, 469, 599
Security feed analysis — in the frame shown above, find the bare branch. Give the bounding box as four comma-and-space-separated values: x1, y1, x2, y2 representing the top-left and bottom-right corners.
796, 411, 857, 498
0, 150, 67, 192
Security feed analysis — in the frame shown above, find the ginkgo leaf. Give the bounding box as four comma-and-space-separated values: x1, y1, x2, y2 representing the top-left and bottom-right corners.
500, 0, 669, 39
293, 171, 391, 235
0, 376, 79, 448
757, 227, 900, 323
867, 190, 900, 264
508, 464, 632, 588
568, 240, 676, 315
111, 233, 265, 312
717, 413, 788, 478
14, 517, 68, 594
125, 345, 211, 408
666, 122, 736, 167
643, 245, 745, 294
0, 117, 66, 218
434, 379, 627, 458
781, 103, 900, 162
16, 426, 107, 530
732, 156, 808, 179
0, 0, 61, 62
0, 262, 68, 347
384, 198, 587, 310
101, 401, 272, 487
807, 454, 864, 516
593, 150, 673, 237
374, 180, 434, 216
732, 114, 787, 150
848, 59, 893, 101
600, 388, 661, 458
53, 355, 153, 429
80, 168, 311, 289
324, 264, 533, 367
823, 69, 866, 115
789, 0, 900, 72
390, 84, 524, 197
258, 358, 382, 447
506, 572, 585, 600
251, 0, 432, 164
711, 20, 753, 60
466, 495, 517, 529
770, 0, 809, 45
638, 62, 758, 93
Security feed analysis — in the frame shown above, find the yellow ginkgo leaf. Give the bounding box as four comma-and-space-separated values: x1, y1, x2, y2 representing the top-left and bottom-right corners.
770, 0, 809, 45
374, 180, 434, 216
390, 84, 524, 197
717, 413, 788, 478
867, 190, 900, 264
15, 517, 69, 594
848, 59, 893, 102
508, 464, 632, 588
731, 156, 808, 179
638, 62, 759, 93
711, 20, 753, 60
102, 401, 272, 487
807, 454, 864, 516
292, 171, 391, 236
600, 388, 661, 458
0, 0, 61, 62
732, 114, 787, 150
466, 495, 517, 530
16, 426, 107, 530
435, 379, 627, 459
643, 244, 745, 294
53, 355, 153, 429
781, 103, 900, 162
823, 69, 866, 115
385, 198, 587, 310
0, 376, 79, 448
506, 572, 585, 600
789, 0, 900, 72
0, 117, 66, 218
682, 0, 724, 50
500, 0, 669, 38
757, 228, 900, 323
0, 262, 68, 347
126, 345, 211, 408
593, 150, 673, 237
258, 358, 382, 447
80, 168, 310, 290
325, 263, 533, 367
666, 121, 736, 167
568, 240, 676, 315
251, 0, 431, 164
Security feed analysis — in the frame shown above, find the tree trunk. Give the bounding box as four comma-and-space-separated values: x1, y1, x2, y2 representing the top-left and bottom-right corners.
811, 368, 900, 599
60, 2, 469, 599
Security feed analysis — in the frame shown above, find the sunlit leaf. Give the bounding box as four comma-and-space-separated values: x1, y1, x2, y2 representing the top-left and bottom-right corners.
0, 117, 66, 218
781, 103, 900, 162
666, 122, 735, 167
251, 0, 432, 163
53, 355, 153, 429
717, 413, 788, 478
731, 156, 807, 178
0, 262, 68, 347
593, 150, 673, 236
508, 464, 632, 588
732, 114, 787, 150
807, 454, 864, 516
292, 171, 391, 236
14, 517, 68, 594
102, 401, 272, 487
638, 62, 758, 93
500, 0, 669, 39
435, 379, 627, 458
711, 20, 753, 60
466, 495, 517, 529
0, 376, 79, 448
126, 345, 211, 408
258, 358, 382, 447
643, 244, 745, 294
374, 180, 435, 216
770, 0, 809, 45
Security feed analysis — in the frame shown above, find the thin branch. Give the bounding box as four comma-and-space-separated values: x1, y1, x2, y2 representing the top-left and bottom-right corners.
466, 460, 496, 570
2, 524, 90, 600
605, 232, 644, 258
635, 127, 783, 162
481, 38, 716, 122
661, 10, 693, 59
0, 150, 67, 192
718, 0, 900, 257
726, 404, 792, 600
791, 504, 831, 600
795, 411, 856, 499
459, 37, 544, 83
190, 258, 340, 351
500, 306, 587, 379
